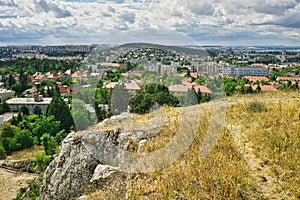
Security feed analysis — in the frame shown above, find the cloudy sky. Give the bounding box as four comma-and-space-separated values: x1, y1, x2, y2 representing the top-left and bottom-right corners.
0, 0, 299, 46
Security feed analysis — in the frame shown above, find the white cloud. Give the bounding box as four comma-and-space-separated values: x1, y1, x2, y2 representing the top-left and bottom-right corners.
0, 0, 299, 45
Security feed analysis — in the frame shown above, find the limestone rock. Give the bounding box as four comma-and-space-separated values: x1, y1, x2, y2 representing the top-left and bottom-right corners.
39, 113, 161, 200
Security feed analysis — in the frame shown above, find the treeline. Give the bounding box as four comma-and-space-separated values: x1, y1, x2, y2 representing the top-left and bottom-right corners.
0, 58, 81, 74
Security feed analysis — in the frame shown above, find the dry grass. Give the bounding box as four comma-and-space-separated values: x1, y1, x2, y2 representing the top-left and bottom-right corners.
6, 146, 44, 161
85, 91, 300, 199
226, 91, 300, 199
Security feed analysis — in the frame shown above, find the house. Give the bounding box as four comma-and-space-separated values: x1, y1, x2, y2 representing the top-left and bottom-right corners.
0, 113, 18, 126
0, 88, 15, 101
23, 87, 37, 95
168, 84, 189, 94
6, 94, 52, 114
244, 84, 279, 92
190, 73, 200, 79
59, 85, 72, 96
276, 76, 300, 84
33, 73, 48, 83
244, 76, 270, 82
103, 81, 142, 93
192, 83, 211, 94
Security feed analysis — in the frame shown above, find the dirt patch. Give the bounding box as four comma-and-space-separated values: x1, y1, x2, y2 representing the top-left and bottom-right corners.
0, 167, 37, 200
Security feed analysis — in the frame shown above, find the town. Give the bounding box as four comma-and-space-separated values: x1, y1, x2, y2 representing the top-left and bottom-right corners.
0, 44, 299, 119
0, 43, 299, 199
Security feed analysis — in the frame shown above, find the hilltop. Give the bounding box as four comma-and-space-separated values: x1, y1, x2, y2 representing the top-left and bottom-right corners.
118, 43, 215, 56
37, 91, 300, 199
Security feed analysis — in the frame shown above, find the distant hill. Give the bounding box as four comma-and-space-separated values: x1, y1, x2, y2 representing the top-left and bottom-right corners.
118, 43, 216, 57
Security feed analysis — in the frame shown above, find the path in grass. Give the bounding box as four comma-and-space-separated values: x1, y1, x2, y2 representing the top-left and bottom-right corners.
226, 124, 289, 199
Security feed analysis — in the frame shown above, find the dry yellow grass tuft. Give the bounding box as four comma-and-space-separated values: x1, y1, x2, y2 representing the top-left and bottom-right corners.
85, 91, 300, 199
6, 146, 44, 161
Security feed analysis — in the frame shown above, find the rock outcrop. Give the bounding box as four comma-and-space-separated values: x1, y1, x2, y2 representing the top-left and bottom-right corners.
39, 113, 163, 200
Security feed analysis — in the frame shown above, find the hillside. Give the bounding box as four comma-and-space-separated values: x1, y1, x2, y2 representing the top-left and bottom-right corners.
40, 91, 300, 199
118, 43, 213, 56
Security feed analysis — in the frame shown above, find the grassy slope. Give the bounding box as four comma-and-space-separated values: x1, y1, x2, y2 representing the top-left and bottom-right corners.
86, 91, 299, 199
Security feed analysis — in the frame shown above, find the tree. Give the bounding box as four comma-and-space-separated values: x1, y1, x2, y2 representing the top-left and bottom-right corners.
129, 83, 179, 114
7, 73, 16, 87
11, 83, 23, 94
19, 105, 30, 116
72, 99, 92, 131
41, 133, 58, 155
46, 93, 74, 132
15, 130, 34, 149
255, 85, 261, 93
0, 101, 11, 115
33, 106, 43, 115
111, 84, 130, 115
31, 115, 60, 145
0, 123, 21, 154
0, 142, 6, 159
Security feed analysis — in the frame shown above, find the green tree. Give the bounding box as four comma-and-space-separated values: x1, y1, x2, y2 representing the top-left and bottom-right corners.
0, 142, 6, 159
8, 73, 16, 87
111, 84, 130, 115
0, 101, 11, 114
0, 123, 21, 154
46, 93, 74, 132
41, 133, 58, 155
129, 83, 179, 114
31, 115, 60, 145
11, 83, 23, 94
72, 99, 91, 131
15, 130, 34, 149
255, 85, 261, 93
19, 105, 30, 116
33, 106, 43, 115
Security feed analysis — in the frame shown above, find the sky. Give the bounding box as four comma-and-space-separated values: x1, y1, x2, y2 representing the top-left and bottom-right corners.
0, 0, 299, 46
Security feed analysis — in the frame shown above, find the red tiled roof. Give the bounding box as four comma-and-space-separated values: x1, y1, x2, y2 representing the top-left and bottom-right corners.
59, 86, 71, 95
192, 83, 211, 94
250, 84, 279, 92
251, 63, 267, 67
103, 82, 118, 89
244, 76, 269, 82
190, 73, 199, 79
168, 84, 189, 93
277, 76, 300, 81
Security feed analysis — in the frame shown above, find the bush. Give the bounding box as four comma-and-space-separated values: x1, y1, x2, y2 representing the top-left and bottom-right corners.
13, 178, 42, 200
0, 143, 6, 159
247, 101, 266, 113
41, 133, 58, 155
34, 152, 52, 171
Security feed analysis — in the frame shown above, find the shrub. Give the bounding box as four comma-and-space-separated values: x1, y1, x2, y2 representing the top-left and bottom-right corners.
247, 101, 266, 113
0, 143, 6, 159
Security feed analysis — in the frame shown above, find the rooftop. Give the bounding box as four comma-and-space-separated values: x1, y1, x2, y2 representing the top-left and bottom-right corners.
244, 76, 270, 82
168, 84, 189, 93
6, 97, 52, 105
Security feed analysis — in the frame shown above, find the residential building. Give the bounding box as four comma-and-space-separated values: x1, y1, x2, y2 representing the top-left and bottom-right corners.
0, 113, 18, 126
0, 88, 15, 101
277, 76, 300, 84
222, 65, 270, 77
168, 84, 189, 94
244, 76, 270, 82
6, 94, 52, 114
196, 62, 220, 74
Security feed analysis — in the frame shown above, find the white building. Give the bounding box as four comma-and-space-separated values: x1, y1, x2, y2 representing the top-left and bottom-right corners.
6, 95, 52, 114
222, 65, 270, 77
0, 88, 15, 101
